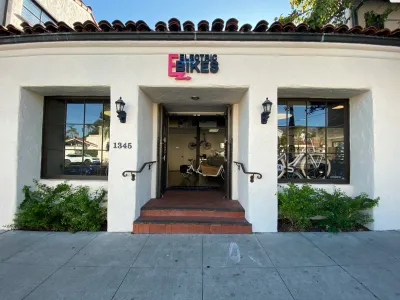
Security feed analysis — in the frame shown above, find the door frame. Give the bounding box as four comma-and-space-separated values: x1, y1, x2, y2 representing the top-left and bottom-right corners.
224, 104, 233, 199
156, 104, 169, 198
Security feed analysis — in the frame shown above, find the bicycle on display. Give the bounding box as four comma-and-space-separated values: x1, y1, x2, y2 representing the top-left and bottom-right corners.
181, 155, 225, 179
277, 136, 331, 180
188, 133, 212, 150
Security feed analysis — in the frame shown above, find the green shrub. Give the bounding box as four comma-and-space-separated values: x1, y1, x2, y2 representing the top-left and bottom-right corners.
278, 183, 322, 230
13, 181, 107, 232
278, 184, 379, 232
316, 189, 379, 232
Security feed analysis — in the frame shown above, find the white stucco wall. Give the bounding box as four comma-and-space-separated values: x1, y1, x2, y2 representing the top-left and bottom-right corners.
0, 40, 399, 231
357, 2, 400, 30
237, 90, 250, 219
135, 90, 156, 219
36, 0, 93, 25
16, 89, 43, 206
5, 0, 93, 29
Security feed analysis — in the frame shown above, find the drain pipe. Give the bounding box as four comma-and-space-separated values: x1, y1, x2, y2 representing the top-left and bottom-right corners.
352, 0, 366, 26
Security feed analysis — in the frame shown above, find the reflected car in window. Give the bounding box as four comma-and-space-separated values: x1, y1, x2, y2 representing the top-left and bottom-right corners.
65, 154, 100, 166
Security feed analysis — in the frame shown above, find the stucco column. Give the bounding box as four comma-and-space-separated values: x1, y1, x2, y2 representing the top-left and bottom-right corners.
107, 84, 139, 232
247, 85, 278, 232
0, 84, 20, 228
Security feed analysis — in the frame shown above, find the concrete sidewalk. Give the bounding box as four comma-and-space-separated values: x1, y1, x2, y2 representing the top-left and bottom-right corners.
0, 231, 399, 300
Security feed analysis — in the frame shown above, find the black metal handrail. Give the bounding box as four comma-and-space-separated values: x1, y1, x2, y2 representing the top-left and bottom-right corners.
122, 161, 156, 181
233, 161, 262, 183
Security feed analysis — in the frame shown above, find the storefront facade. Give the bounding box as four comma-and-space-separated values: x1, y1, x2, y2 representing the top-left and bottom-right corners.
0, 20, 400, 232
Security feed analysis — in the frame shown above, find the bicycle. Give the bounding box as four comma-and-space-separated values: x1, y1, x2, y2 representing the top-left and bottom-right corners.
181, 155, 225, 179
277, 135, 331, 180
188, 133, 212, 150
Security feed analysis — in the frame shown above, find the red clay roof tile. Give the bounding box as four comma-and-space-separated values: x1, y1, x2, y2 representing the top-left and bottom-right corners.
211, 18, 224, 32
0, 18, 399, 40
183, 21, 195, 32
225, 18, 238, 32
98, 20, 113, 32
239, 23, 252, 32
254, 20, 269, 32
125, 20, 136, 31
197, 20, 209, 32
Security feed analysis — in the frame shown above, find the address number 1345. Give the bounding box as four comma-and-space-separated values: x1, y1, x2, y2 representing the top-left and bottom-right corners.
113, 142, 132, 149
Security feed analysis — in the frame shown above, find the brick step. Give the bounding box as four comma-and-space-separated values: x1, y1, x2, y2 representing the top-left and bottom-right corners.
133, 216, 252, 234
141, 208, 245, 218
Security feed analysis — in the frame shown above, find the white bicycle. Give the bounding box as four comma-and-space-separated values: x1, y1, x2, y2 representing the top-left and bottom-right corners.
181, 155, 225, 180
277, 135, 331, 180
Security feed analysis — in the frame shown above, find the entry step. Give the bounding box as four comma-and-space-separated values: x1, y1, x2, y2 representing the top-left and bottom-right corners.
133, 216, 252, 234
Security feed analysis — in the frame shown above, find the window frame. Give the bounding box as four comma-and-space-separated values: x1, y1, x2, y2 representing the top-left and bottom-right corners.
21, 0, 57, 25
41, 96, 110, 181
278, 98, 350, 184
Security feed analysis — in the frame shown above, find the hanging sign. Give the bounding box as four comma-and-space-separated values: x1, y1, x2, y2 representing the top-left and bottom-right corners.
168, 54, 219, 80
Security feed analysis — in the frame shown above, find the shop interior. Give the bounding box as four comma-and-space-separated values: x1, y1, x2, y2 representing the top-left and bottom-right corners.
167, 115, 226, 190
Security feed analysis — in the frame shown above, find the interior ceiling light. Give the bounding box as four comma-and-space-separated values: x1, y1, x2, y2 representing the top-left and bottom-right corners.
332, 105, 344, 110
191, 96, 200, 100
209, 129, 219, 133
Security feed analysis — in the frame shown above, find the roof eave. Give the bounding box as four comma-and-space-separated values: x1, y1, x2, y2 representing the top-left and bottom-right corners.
0, 32, 399, 47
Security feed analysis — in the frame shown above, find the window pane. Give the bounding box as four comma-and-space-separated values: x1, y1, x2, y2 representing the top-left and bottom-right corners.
23, 0, 41, 16
288, 126, 306, 152
101, 151, 109, 176
307, 127, 326, 153
21, 7, 40, 25
65, 124, 84, 139
304, 153, 329, 179
327, 128, 345, 153
44, 124, 64, 150
66, 101, 84, 124
43, 150, 64, 177
45, 99, 65, 124
287, 100, 306, 127
103, 123, 110, 151
278, 126, 287, 152
85, 103, 103, 124
64, 124, 84, 170
327, 153, 345, 180
307, 100, 326, 127
278, 100, 287, 127
280, 152, 305, 180
41, 13, 54, 24
327, 101, 345, 127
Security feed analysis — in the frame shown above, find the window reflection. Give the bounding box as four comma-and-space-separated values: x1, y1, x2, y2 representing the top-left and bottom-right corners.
66, 102, 84, 124
277, 99, 347, 182
42, 98, 110, 179
287, 100, 306, 127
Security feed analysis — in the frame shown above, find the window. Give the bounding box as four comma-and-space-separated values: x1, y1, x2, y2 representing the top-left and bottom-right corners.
42, 98, 110, 179
21, 0, 56, 25
277, 99, 349, 183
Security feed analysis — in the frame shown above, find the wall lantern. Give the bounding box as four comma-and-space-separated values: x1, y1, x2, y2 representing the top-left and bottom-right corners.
261, 98, 273, 124
115, 97, 126, 123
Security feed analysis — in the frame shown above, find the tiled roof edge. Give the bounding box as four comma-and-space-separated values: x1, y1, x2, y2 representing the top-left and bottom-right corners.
0, 31, 399, 47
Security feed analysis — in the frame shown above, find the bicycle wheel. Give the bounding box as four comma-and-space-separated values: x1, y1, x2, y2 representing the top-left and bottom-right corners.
188, 141, 196, 150
300, 154, 331, 179
282, 171, 303, 180
203, 142, 212, 150
277, 158, 286, 179
181, 171, 192, 179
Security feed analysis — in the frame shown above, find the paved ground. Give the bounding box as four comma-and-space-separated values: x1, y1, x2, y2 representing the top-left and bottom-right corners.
0, 230, 400, 300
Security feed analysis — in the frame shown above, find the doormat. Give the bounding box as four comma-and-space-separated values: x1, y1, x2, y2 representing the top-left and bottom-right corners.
166, 186, 220, 191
